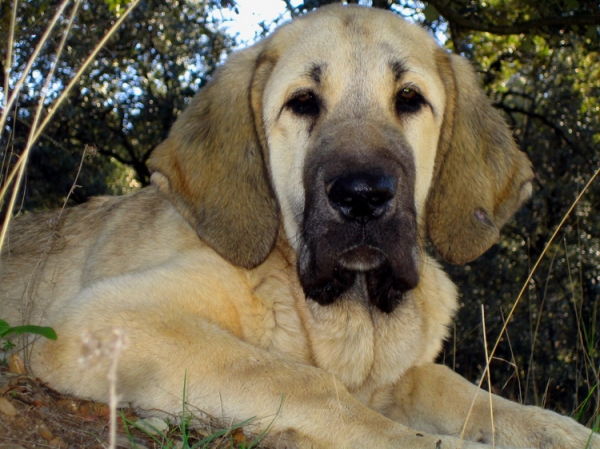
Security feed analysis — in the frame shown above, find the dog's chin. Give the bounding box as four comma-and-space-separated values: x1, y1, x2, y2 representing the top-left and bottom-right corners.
299, 246, 418, 314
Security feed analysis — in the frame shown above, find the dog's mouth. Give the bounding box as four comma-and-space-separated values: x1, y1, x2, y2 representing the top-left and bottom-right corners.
297, 239, 420, 314
338, 245, 386, 272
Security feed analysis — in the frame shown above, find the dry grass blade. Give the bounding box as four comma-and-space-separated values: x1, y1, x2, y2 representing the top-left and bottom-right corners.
481, 305, 496, 448
458, 306, 497, 447
2, 0, 18, 110
0, 0, 71, 135
524, 245, 559, 405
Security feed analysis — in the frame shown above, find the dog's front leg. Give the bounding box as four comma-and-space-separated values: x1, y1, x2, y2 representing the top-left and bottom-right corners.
30, 280, 517, 449
387, 363, 599, 449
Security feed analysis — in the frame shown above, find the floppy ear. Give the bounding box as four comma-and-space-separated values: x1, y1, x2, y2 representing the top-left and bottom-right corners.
148, 42, 279, 269
426, 52, 534, 265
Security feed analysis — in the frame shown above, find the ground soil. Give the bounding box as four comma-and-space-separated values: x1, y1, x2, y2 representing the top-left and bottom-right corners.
0, 365, 251, 449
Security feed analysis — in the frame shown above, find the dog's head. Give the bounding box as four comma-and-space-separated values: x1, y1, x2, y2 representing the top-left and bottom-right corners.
149, 5, 533, 313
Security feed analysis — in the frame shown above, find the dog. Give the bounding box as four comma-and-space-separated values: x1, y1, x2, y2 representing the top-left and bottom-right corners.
1, 5, 598, 449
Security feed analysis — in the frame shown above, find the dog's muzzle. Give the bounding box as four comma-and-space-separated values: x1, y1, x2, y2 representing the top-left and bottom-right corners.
298, 161, 420, 314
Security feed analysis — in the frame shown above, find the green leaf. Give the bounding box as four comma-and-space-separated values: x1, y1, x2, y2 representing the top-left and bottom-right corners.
521, 37, 535, 53
2, 325, 57, 340
0, 320, 10, 336
423, 4, 439, 22
105, 0, 125, 12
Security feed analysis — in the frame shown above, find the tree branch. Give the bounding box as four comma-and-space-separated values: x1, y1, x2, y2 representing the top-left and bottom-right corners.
495, 103, 581, 153
95, 147, 132, 166
427, 0, 600, 35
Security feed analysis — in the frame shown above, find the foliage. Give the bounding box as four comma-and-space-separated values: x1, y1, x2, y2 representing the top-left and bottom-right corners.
0, 319, 57, 340
119, 375, 279, 448
0, 318, 57, 354
121, 413, 259, 449
1, 0, 233, 211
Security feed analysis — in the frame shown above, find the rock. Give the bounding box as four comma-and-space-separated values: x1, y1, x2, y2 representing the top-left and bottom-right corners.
232, 427, 246, 444
0, 397, 17, 416
134, 416, 169, 436
49, 437, 68, 449
8, 354, 25, 374
112, 436, 130, 448
38, 424, 54, 441
113, 436, 149, 449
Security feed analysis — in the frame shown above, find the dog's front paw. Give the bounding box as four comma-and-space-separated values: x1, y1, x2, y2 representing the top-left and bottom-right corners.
494, 405, 599, 449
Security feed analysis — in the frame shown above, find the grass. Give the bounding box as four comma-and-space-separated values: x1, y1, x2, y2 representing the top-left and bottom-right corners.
115, 375, 282, 449
121, 413, 257, 449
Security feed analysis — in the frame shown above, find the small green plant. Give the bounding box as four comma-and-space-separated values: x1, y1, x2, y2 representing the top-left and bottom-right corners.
119, 374, 283, 449
0, 319, 57, 354
121, 412, 256, 449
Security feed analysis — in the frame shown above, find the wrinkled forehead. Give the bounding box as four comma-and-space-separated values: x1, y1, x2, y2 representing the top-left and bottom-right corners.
265, 7, 444, 104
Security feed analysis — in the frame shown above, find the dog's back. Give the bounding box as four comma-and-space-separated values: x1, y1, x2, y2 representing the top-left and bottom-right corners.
0, 188, 197, 326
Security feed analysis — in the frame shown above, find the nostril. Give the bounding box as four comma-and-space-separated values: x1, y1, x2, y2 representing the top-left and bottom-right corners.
368, 190, 394, 207
327, 172, 396, 220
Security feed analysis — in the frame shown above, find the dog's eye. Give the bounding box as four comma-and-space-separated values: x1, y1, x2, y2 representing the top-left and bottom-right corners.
287, 91, 320, 117
395, 87, 425, 115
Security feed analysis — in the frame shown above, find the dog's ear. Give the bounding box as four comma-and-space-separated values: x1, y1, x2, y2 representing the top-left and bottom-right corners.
148, 42, 279, 269
426, 52, 534, 265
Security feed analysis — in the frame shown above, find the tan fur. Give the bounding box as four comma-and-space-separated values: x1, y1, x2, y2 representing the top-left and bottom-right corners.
426, 53, 534, 265
0, 6, 597, 449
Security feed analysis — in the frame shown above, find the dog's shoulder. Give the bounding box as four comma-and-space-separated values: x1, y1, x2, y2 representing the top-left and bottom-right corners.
0, 187, 206, 300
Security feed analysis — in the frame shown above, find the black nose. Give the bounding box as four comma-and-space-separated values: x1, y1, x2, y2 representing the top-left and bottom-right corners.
327, 172, 396, 221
